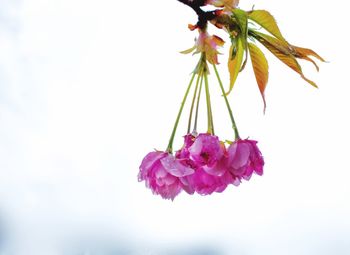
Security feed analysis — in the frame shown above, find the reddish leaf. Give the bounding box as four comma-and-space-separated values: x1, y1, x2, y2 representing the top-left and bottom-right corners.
251, 31, 318, 88
290, 45, 325, 71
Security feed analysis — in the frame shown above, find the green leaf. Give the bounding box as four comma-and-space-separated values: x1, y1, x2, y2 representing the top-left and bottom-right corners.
248, 10, 287, 43
227, 36, 244, 94
232, 9, 248, 40
232, 9, 249, 72
248, 42, 269, 112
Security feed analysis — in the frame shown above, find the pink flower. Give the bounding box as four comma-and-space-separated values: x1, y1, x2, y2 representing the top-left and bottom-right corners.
181, 31, 225, 65
188, 133, 224, 168
226, 139, 264, 180
177, 133, 240, 195
186, 167, 235, 195
175, 134, 195, 159
138, 151, 194, 200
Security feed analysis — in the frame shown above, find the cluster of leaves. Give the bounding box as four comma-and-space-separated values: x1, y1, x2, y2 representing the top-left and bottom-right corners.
218, 9, 325, 110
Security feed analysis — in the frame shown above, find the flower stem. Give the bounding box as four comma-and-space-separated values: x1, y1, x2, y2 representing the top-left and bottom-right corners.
212, 64, 240, 139
204, 65, 214, 134
193, 73, 204, 133
166, 72, 197, 153
187, 69, 202, 134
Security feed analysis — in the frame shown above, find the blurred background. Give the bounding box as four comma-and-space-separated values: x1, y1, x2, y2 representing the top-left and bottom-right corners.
0, 0, 349, 254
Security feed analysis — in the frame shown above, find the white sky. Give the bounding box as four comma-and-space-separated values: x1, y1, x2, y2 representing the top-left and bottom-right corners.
0, 0, 349, 254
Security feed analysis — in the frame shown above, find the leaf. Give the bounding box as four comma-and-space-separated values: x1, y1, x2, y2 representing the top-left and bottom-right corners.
232, 9, 248, 40
291, 45, 325, 62
240, 51, 248, 72
180, 45, 196, 54
227, 36, 244, 94
251, 31, 318, 88
232, 9, 248, 72
248, 42, 269, 112
290, 45, 325, 71
297, 55, 320, 71
248, 10, 287, 43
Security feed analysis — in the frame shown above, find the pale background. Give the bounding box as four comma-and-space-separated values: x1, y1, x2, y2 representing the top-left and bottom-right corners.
0, 0, 349, 254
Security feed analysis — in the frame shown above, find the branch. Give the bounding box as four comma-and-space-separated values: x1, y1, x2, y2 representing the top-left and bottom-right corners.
177, 0, 217, 29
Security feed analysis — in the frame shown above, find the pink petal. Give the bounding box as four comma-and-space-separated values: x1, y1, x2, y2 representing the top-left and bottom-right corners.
158, 182, 182, 200
229, 142, 250, 169
202, 157, 227, 176
155, 167, 167, 178
162, 175, 177, 185
160, 155, 194, 177
139, 151, 166, 174
180, 176, 195, 195
188, 137, 203, 156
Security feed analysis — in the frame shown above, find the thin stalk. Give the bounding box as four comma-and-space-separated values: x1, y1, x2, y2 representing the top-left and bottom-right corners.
203, 67, 214, 134
187, 69, 202, 133
212, 64, 240, 139
166, 72, 196, 153
193, 73, 204, 133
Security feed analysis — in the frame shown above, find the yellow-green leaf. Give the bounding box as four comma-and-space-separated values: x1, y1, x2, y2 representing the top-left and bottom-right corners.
227, 36, 244, 94
248, 42, 269, 112
252, 31, 318, 88
248, 10, 287, 43
180, 45, 196, 54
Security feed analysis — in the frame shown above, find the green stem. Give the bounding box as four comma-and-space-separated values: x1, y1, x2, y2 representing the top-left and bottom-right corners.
204, 66, 214, 134
166, 72, 196, 153
212, 64, 240, 139
187, 69, 202, 134
193, 73, 204, 133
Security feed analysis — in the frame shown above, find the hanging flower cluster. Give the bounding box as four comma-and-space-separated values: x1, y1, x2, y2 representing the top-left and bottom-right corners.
138, 0, 323, 200
139, 134, 263, 200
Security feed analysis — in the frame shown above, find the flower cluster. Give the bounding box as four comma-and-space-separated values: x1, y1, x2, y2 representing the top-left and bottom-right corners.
138, 0, 322, 200
138, 25, 265, 200
139, 133, 264, 200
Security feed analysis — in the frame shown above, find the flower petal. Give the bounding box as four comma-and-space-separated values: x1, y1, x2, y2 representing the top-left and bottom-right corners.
228, 142, 250, 169
160, 155, 194, 177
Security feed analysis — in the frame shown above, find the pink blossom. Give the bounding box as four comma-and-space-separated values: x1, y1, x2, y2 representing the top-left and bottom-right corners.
226, 139, 264, 180
186, 167, 235, 195
188, 133, 224, 168
175, 134, 195, 159
138, 151, 194, 200
181, 31, 225, 65
177, 133, 240, 195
